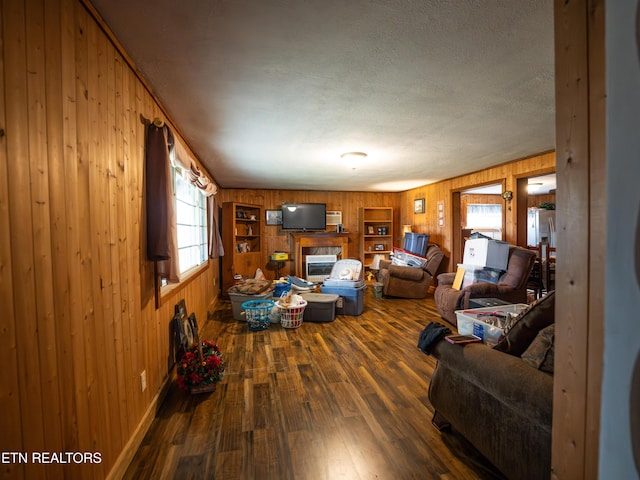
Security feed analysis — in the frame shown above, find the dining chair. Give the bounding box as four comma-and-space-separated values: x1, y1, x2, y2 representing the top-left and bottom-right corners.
544, 245, 556, 292
526, 244, 544, 299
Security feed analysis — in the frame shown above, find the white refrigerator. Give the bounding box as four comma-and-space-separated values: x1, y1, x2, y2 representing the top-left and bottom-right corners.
527, 208, 556, 247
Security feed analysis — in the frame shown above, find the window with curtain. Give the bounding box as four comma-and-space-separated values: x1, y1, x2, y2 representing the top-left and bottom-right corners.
173, 166, 207, 273
147, 122, 221, 294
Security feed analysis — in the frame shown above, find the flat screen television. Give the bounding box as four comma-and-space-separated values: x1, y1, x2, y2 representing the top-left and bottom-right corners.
281, 203, 326, 231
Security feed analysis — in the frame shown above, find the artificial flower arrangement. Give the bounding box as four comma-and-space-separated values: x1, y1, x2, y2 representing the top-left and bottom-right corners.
176, 340, 225, 393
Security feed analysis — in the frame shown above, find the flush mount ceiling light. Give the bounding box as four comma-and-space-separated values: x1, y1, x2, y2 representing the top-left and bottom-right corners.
340, 151, 368, 169
528, 182, 543, 193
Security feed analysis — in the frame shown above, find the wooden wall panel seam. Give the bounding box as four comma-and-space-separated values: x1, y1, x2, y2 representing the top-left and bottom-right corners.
26, 0, 65, 477
0, 1, 25, 478
5, 2, 48, 476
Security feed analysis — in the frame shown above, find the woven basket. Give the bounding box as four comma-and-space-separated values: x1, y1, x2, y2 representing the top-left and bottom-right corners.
190, 383, 217, 395
276, 299, 307, 329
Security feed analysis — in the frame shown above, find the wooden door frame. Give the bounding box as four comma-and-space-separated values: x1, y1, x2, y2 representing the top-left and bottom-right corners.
451, 179, 506, 266
515, 168, 556, 247
516, 177, 529, 247
552, 0, 605, 478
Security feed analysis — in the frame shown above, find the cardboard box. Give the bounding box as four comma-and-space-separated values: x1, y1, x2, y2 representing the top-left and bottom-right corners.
455, 303, 529, 345
463, 238, 509, 271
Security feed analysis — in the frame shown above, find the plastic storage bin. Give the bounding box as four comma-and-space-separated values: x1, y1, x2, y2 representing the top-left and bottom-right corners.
457, 264, 503, 288
403, 233, 429, 257
391, 247, 428, 268
300, 293, 339, 322
322, 259, 364, 288
229, 291, 272, 321
462, 238, 509, 271
455, 303, 529, 345
273, 282, 291, 298
320, 284, 365, 316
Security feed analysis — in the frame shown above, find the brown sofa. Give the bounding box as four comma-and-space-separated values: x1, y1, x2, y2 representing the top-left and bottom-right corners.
428, 291, 555, 480
434, 245, 536, 326
377, 244, 444, 298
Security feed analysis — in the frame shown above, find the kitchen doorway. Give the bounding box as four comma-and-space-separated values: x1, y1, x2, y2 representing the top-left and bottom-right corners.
516, 172, 556, 247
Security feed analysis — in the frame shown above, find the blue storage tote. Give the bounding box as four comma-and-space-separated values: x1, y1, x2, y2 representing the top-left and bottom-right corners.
403, 233, 429, 257
320, 284, 365, 316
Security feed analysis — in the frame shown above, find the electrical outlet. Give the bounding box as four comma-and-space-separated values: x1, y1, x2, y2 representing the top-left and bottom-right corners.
140, 370, 147, 392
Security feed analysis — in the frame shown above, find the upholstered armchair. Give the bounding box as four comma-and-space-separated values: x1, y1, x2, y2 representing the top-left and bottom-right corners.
434, 245, 536, 326
377, 244, 444, 299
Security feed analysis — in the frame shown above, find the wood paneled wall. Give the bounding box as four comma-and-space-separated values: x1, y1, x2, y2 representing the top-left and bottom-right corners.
217, 189, 400, 279
398, 151, 556, 271
528, 192, 556, 208
0, 1, 219, 478
0, 1, 571, 478
219, 154, 555, 279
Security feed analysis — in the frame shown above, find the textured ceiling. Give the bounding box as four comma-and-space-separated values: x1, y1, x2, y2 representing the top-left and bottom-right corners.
91, 0, 555, 192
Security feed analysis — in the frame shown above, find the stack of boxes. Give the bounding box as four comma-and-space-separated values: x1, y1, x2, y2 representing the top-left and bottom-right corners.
459, 238, 509, 288
456, 238, 513, 344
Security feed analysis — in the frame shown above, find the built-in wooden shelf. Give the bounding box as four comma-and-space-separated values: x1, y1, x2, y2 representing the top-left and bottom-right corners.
360, 207, 394, 269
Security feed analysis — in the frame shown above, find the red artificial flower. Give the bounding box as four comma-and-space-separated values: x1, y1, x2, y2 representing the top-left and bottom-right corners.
176, 340, 225, 391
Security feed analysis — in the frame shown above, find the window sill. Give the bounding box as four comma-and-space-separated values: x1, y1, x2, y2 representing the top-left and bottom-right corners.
157, 261, 210, 308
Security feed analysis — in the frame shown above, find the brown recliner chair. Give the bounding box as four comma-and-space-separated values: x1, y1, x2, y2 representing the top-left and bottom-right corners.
434, 245, 536, 326
376, 244, 444, 299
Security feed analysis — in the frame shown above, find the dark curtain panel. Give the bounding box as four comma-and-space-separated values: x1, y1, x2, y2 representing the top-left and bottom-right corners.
208, 195, 225, 259
145, 124, 172, 261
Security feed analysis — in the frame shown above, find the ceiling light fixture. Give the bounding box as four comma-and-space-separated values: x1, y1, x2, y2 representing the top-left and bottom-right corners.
528, 182, 543, 193
340, 151, 368, 169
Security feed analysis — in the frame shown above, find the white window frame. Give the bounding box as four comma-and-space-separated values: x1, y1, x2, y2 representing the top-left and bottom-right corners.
173, 165, 208, 275
466, 204, 503, 240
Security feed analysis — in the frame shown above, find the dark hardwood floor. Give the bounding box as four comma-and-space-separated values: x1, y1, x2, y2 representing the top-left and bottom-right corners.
124, 288, 505, 479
